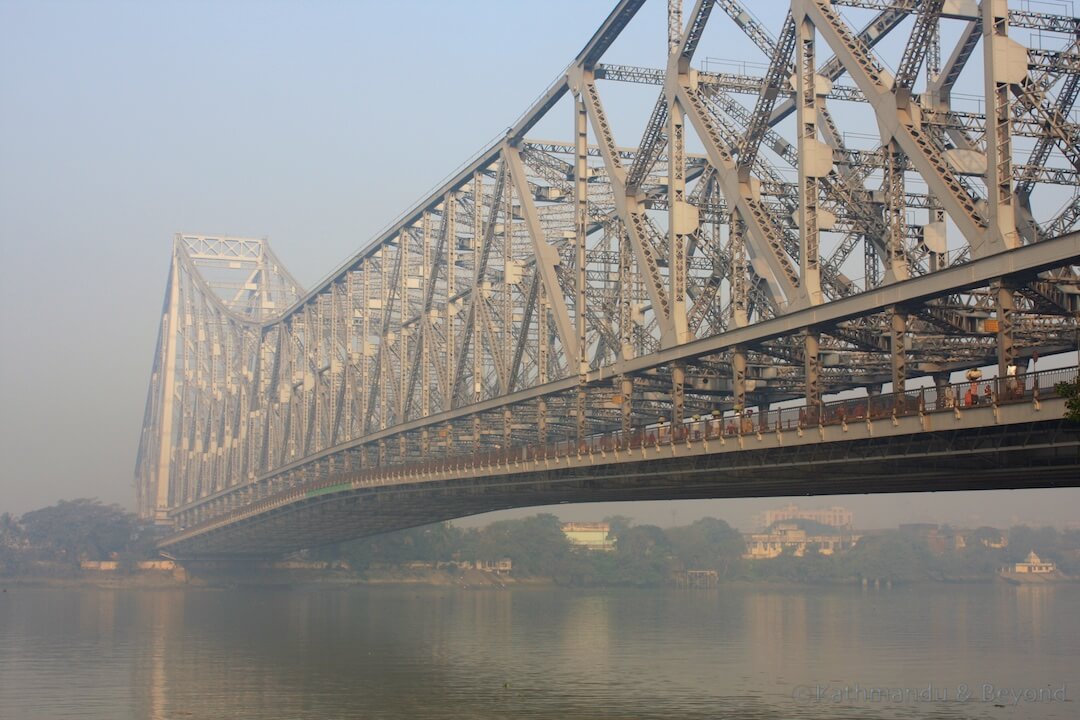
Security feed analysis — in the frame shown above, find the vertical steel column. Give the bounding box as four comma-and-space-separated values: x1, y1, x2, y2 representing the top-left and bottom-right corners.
445, 193, 456, 411
537, 397, 548, 446
473, 173, 484, 405
154, 244, 182, 523
668, 98, 692, 341
667, 0, 691, 423
883, 143, 909, 282
379, 253, 390, 431
890, 307, 907, 408
983, 0, 1021, 251
399, 230, 409, 425
619, 222, 634, 360
671, 362, 685, 428
328, 285, 339, 446
995, 280, 1016, 378
925, 11, 947, 273
503, 178, 513, 389
361, 262, 370, 434
795, 13, 823, 305
620, 374, 633, 435
864, 228, 881, 289
343, 272, 357, 442
575, 92, 589, 444
733, 346, 747, 412
667, 0, 682, 54
421, 213, 431, 420
537, 280, 549, 445
804, 330, 821, 419
729, 211, 748, 328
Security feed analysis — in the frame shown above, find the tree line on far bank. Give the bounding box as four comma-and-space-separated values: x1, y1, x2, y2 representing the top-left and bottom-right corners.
1, 499, 156, 575
313, 514, 1080, 586
4, 499, 1080, 586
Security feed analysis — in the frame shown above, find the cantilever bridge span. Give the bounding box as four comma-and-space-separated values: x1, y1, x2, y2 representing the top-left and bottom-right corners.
137, 0, 1080, 555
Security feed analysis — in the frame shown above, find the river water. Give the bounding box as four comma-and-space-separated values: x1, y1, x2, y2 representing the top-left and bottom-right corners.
0, 582, 1076, 719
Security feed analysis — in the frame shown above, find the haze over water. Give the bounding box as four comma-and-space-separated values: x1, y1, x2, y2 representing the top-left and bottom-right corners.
1, 584, 1076, 719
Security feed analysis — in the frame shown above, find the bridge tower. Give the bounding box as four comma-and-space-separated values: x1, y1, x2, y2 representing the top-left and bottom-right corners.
136, 235, 302, 523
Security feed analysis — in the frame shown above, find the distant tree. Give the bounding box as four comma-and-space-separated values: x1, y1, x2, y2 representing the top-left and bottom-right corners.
476, 514, 577, 578
20, 499, 136, 566
0, 512, 21, 545
1059, 529, 1080, 575
0, 512, 26, 575
1006, 525, 1062, 562
756, 546, 840, 583
1062, 528, 1080, 552
843, 531, 929, 583
968, 526, 1003, 548
603, 515, 635, 538
666, 517, 745, 578
609, 524, 675, 585
1056, 379, 1080, 422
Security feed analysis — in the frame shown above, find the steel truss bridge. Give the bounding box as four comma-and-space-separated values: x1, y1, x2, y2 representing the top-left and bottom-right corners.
137, 0, 1080, 555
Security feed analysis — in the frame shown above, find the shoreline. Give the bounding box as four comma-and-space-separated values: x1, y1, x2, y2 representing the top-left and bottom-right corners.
4, 571, 1075, 591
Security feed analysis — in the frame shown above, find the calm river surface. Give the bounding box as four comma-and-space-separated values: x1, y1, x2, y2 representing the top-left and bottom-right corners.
0, 583, 1076, 719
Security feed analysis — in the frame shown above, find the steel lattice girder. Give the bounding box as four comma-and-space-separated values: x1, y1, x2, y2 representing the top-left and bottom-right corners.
137, 0, 1080, 531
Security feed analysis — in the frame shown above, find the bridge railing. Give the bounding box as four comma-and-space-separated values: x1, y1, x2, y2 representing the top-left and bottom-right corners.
365, 365, 1078, 479
173, 365, 1077, 536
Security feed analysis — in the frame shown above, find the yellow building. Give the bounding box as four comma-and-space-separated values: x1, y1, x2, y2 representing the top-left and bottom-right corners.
743, 523, 860, 559
562, 522, 615, 551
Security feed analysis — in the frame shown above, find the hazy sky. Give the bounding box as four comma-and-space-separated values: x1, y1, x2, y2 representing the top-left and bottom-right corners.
1, 0, 1076, 529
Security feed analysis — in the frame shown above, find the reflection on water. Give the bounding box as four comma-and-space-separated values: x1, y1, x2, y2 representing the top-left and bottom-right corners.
0, 583, 1076, 719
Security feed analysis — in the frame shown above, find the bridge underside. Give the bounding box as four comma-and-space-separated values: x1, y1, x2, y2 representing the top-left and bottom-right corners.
163, 403, 1079, 556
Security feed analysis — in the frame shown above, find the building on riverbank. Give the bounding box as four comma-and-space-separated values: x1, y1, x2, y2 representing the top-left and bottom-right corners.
753, 503, 853, 531
562, 522, 615, 551
1008, 551, 1056, 574
742, 523, 861, 559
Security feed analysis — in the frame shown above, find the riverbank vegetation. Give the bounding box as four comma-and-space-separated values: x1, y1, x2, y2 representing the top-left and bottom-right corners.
314, 514, 1080, 586
1, 499, 154, 576
4, 500, 1079, 587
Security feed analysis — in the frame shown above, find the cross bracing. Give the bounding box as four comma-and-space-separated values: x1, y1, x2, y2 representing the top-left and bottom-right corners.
137, 0, 1080, 535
